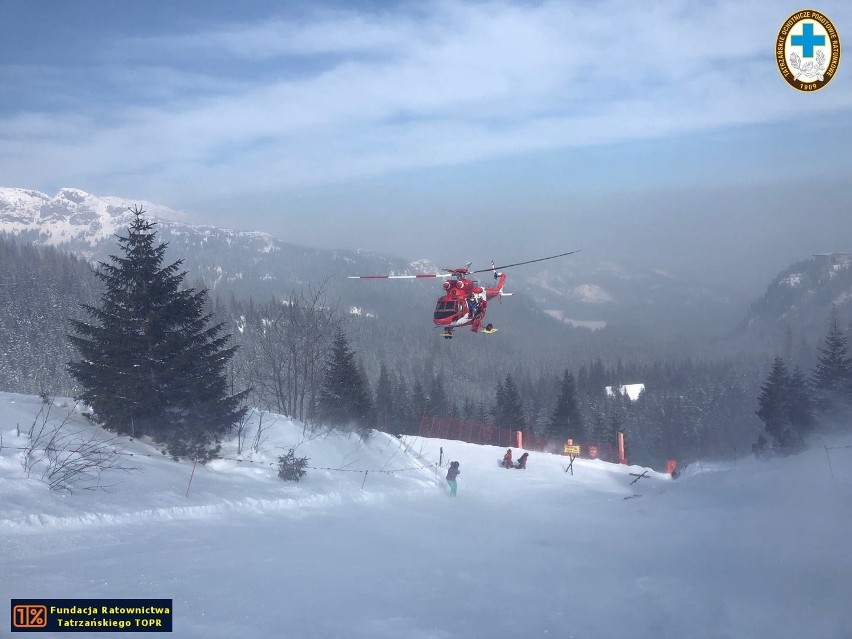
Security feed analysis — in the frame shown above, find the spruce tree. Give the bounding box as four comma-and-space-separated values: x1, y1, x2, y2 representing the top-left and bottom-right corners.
812, 313, 852, 415
587, 404, 617, 461
68, 208, 247, 460
317, 329, 372, 434
493, 380, 506, 427
788, 365, 816, 436
428, 375, 450, 417
390, 373, 413, 434
374, 363, 393, 432
462, 397, 476, 420
586, 359, 607, 397
756, 357, 801, 453
476, 402, 488, 425
411, 379, 428, 429
546, 370, 585, 444
498, 373, 525, 431
607, 402, 624, 447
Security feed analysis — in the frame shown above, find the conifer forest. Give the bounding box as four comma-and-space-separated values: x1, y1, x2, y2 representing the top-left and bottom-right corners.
2, 216, 851, 469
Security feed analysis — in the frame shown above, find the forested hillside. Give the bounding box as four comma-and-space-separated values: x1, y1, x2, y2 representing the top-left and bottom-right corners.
0, 235, 99, 394
3, 231, 851, 468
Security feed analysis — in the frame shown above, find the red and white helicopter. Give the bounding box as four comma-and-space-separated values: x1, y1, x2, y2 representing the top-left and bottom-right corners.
349, 251, 578, 339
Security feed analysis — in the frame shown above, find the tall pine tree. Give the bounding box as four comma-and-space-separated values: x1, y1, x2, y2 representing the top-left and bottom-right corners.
390, 372, 413, 434
812, 312, 852, 416
317, 329, 373, 435
788, 365, 816, 436
68, 208, 247, 460
428, 374, 451, 417
374, 363, 393, 432
495, 373, 524, 430
410, 379, 428, 430
756, 357, 802, 453
546, 369, 585, 444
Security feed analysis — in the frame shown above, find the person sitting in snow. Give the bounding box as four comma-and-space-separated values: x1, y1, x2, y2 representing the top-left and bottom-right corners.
501, 448, 513, 468
446, 461, 460, 497
515, 452, 529, 469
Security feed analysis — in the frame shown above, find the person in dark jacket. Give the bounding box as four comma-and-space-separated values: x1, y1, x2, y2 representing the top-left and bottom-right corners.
515, 452, 529, 469
466, 293, 478, 319
501, 449, 513, 468
446, 461, 460, 496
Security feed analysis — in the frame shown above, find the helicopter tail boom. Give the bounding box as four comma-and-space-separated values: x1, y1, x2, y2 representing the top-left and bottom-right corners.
483, 270, 508, 300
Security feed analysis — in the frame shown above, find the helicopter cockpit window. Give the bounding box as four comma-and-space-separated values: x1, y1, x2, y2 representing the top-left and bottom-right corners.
433, 300, 458, 320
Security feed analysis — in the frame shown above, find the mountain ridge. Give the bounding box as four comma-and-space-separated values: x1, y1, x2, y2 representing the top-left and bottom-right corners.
0, 187, 742, 338
739, 252, 852, 356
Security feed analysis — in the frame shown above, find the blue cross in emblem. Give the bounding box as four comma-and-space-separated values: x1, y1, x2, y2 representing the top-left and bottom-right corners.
791, 22, 825, 58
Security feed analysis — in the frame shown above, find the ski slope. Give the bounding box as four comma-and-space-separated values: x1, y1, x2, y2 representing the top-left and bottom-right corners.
1, 392, 851, 639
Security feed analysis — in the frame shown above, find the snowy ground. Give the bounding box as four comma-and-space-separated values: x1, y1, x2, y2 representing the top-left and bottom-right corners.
2, 392, 851, 638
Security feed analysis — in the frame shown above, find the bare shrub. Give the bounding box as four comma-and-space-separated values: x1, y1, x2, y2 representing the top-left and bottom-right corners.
20, 397, 136, 492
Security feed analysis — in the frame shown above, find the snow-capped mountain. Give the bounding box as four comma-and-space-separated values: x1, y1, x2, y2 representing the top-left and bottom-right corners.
0, 187, 189, 249
0, 187, 424, 313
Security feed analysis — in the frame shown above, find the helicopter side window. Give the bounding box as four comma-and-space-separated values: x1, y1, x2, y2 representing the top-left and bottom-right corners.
433, 300, 457, 320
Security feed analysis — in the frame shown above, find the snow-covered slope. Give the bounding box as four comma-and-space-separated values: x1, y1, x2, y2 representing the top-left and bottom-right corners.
0, 393, 439, 528
2, 392, 851, 638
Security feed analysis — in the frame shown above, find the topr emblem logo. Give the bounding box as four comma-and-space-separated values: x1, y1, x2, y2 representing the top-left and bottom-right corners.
777, 10, 841, 91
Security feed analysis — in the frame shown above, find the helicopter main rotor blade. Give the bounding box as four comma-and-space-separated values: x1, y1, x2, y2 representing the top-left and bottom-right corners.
347, 273, 450, 279
470, 250, 580, 274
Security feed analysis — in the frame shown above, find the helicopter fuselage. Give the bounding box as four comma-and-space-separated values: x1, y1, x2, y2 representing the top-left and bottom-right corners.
432, 271, 506, 331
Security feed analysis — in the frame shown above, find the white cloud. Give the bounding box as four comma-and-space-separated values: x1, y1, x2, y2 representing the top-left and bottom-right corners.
153, 11, 421, 59
2, 0, 852, 199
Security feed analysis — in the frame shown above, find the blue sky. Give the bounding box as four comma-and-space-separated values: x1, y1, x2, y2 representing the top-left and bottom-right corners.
2, 0, 851, 289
